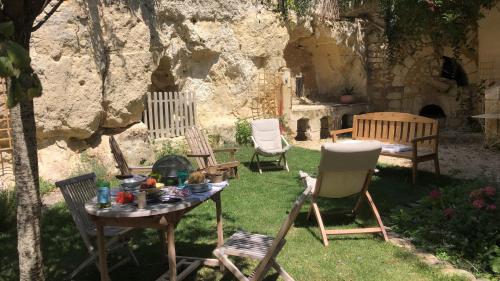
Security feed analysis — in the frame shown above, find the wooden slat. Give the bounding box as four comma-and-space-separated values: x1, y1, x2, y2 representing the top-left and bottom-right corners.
401, 121, 409, 143
363, 119, 370, 138
369, 120, 376, 138
408, 122, 416, 142
388, 121, 395, 142
147, 92, 154, 139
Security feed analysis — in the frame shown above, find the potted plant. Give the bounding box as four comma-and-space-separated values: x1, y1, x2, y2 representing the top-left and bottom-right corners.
340, 86, 355, 104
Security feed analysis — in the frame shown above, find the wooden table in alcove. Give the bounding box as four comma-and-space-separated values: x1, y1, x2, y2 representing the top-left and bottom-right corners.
85, 184, 227, 281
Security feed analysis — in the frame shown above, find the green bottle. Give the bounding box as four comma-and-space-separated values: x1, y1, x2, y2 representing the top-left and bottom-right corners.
97, 180, 111, 209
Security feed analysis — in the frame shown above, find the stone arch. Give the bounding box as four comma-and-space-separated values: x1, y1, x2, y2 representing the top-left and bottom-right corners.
296, 118, 311, 141
341, 114, 354, 129
320, 116, 333, 139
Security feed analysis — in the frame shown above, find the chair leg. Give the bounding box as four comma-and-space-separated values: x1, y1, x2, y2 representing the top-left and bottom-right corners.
69, 252, 97, 280
272, 260, 294, 281
234, 167, 239, 179
126, 243, 139, 267
256, 154, 263, 174
306, 204, 313, 221
250, 152, 256, 167
282, 153, 289, 172
311, 202, 329, 246
365, 191, 388, 241
213, 249, 249, 281
434, 156, 440, 177
412, 160, 418, 184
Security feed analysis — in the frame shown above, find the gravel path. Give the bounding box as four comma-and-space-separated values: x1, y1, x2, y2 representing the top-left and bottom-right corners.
292, 139, 500, 182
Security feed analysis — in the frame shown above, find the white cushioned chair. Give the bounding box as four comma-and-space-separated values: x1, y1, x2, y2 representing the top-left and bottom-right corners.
250, 118, 291, 174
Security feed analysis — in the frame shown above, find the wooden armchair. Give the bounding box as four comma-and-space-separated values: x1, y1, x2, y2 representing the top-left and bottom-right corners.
109, 136, 152, 176
185, 127, 239, 178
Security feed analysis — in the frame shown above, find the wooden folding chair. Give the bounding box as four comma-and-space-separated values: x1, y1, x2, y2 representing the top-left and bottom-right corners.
56, 173, 139, 279
213, 185, 312, 281
185, 126, 239, 178
299, 140, 388, 246
109, 136, 152, 176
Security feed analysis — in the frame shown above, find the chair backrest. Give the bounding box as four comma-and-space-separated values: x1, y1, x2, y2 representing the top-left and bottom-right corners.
185, 126, 217, 169
316, 141, 381, 198
251, 119, 282, 151
352, 112, 438, 147
55, 173, 97, 250
252, 185, 312, 280
109, 136, 131, 176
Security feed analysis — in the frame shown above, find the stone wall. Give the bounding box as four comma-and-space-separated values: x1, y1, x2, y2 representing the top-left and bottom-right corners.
366, 24, 480, 129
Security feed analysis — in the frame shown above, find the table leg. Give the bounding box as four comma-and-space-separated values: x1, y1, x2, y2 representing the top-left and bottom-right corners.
214, 193, 224, 272
167, 223, 177, 281
96, 222, 110, 281
158, 229, 168, 263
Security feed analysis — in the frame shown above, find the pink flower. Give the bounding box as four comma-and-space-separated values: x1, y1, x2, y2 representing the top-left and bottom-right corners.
443, 208, 456, 219
469, 189, 483, 199
429, 189, 441, 200
472, 199, 485, 209
482, 186, 496, 197
486, 204, 497, 211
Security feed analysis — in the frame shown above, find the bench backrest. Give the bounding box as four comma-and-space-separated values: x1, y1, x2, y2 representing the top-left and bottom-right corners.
352, 112, 438, 146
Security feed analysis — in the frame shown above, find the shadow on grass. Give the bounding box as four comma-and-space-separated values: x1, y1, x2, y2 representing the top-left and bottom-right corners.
292, 164, 463, 246
241, 160, 287, 174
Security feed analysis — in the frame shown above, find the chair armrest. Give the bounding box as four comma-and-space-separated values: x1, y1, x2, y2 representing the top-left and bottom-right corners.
186, 153, 211, 158
410, 135, 439, 143
251, 136, 259, 148
213, 147, 238, 161
331, 128, 353, 142
129, 166, 153, 174
213, 148, 238, 153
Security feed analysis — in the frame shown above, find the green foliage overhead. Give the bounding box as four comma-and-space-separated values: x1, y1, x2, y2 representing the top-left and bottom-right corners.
268, 0, 500, 60
381, 0, 500, 60
0, 21, 42, 108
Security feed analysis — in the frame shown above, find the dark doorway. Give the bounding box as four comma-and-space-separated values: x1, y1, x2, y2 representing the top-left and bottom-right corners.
420, 104, 446, 128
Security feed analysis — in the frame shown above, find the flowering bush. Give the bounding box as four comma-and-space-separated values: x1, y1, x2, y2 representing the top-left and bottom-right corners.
390, 183, 500, 279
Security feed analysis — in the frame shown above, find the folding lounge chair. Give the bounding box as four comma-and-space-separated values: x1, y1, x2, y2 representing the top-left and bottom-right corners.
213, 185, 312, 281
299, 140, 388, 246
250, 118, 291, 174
56, 173, 139, 279
109, 136, 152, 176
185, 126, 240, 178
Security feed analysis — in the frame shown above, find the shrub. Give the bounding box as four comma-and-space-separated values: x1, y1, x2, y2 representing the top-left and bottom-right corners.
235, 119, 251, 145
155, 139, 187, 160
0, 190, 16, 231
40, 178, 56, 196
390, 183, 500, 278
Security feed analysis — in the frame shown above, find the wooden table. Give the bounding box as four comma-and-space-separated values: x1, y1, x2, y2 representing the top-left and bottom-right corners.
85, 184, 227, 281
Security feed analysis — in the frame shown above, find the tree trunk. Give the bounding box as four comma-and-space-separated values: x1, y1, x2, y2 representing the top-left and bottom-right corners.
10, 18, 45, 280
11, 99, 44, 281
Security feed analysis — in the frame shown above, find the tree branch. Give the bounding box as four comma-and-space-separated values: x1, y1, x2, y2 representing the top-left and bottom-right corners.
31, 0, 64, 32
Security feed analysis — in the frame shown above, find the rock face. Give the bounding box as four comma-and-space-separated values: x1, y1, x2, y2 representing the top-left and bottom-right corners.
30, 0, 290, 181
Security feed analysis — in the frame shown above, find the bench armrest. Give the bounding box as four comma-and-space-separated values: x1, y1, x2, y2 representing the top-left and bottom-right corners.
411, 134, 439, 153
410, 135, 439, 143
331, 128, 353, 142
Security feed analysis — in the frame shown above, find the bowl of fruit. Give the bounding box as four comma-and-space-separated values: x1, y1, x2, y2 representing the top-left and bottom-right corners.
186, 171, 210, 193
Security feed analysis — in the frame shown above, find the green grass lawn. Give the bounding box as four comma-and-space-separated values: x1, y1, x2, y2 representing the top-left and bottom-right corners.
0, 146, 467, 281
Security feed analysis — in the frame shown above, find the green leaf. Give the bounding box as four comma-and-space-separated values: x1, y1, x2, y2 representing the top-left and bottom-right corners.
0, 57, 15, 77
491, 257, 500, 273
0, 22, 14, 38
5, 41, 30, 70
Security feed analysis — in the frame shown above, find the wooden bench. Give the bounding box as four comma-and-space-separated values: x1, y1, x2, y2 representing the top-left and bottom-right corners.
331, 112, 440, 184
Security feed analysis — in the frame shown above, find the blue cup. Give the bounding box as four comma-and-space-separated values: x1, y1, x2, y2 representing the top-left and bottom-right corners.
177, 170, 188, 189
